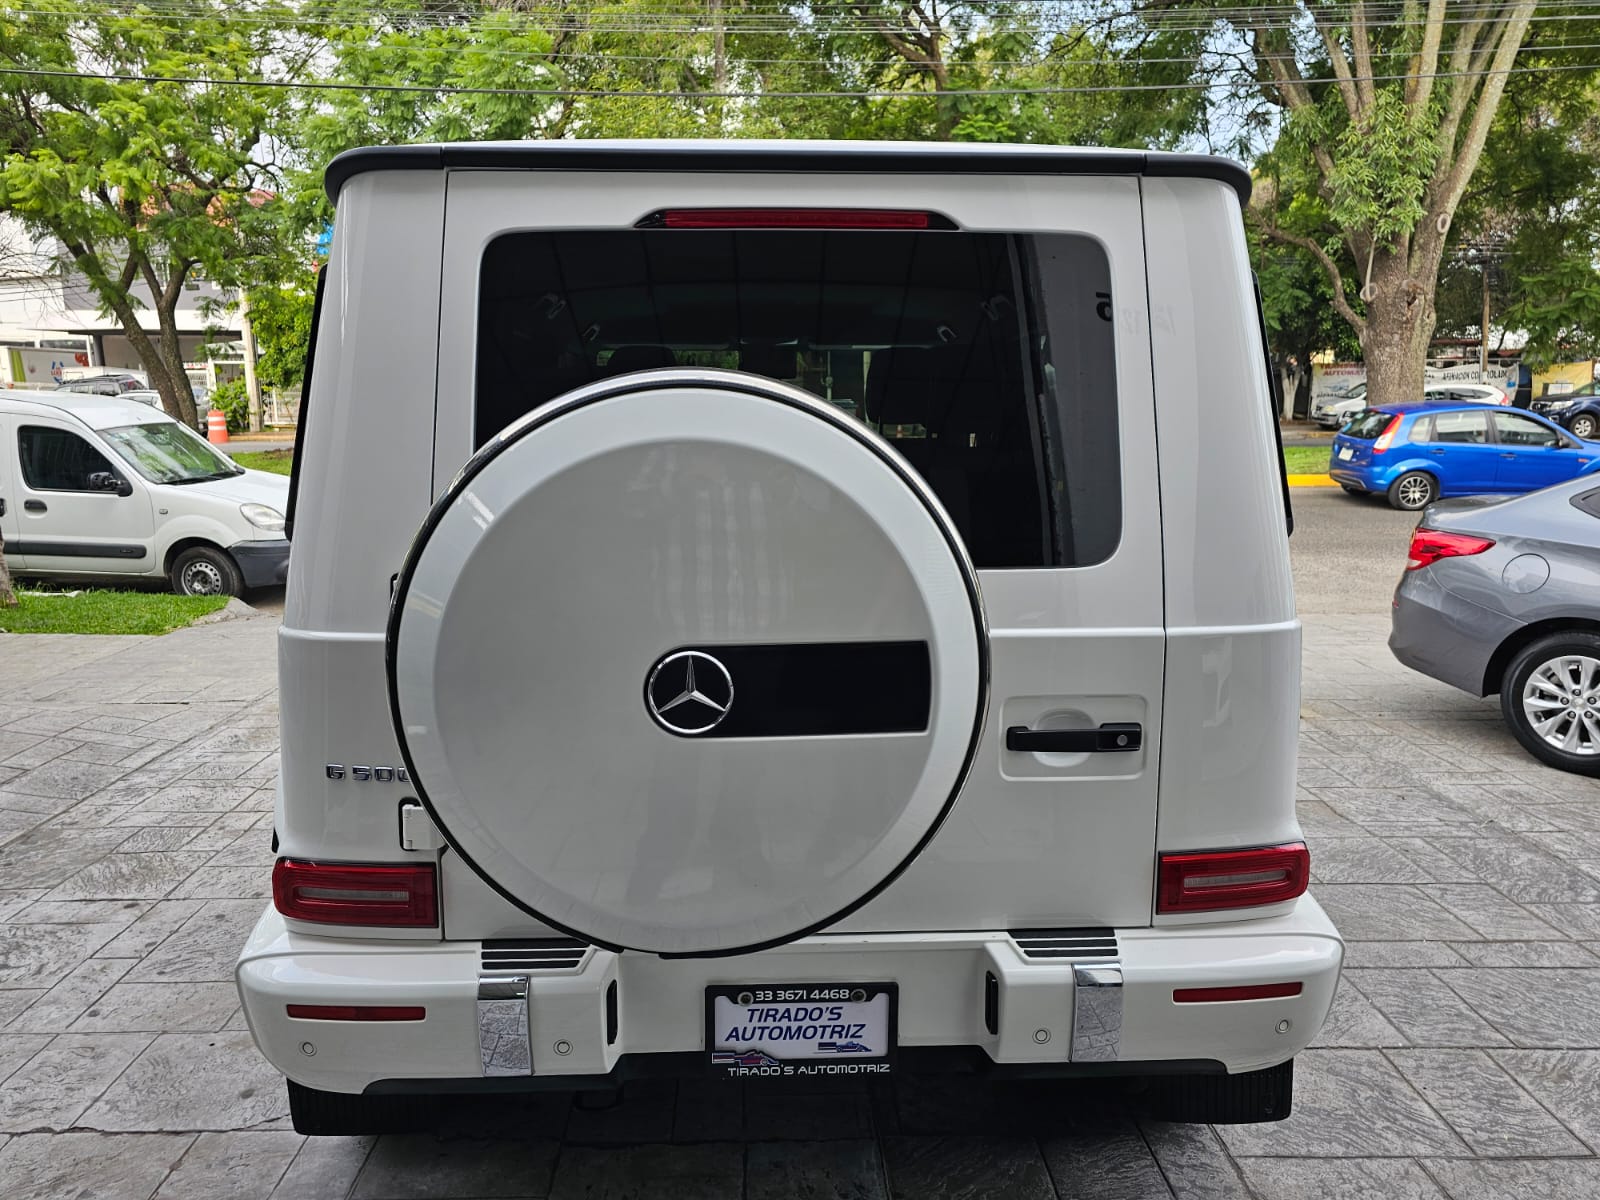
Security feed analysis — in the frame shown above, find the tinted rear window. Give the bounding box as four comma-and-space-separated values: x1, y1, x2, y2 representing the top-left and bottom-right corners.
475, 229, 1120, 568
1342, 410, 1393, 439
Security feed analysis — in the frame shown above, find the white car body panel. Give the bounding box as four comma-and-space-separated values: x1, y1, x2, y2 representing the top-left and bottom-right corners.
253, 141, 1341, 1102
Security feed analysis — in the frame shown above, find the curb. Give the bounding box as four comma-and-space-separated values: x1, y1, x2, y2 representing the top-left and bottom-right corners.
1287, 474, 1336, 488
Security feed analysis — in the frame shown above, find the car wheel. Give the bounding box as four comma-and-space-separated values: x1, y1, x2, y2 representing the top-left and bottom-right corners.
1501, 632, 1600, 776
1571, 413, 1597, 439
1387, 471, 1437, 511
170, 546, 242, 598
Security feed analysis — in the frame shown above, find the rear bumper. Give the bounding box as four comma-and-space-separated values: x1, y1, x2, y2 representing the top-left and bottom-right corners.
1389, 570, 1518, 696
237, 896, 1344, 1095
232, 539, 290, 588
1326, 467, 1378, 491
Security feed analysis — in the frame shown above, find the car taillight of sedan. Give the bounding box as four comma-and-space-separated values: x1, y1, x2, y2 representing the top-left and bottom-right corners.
1406, 528, 1495, 571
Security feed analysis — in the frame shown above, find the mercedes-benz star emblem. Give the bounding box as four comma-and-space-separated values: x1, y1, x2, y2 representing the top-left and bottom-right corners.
646, 650, 735, 736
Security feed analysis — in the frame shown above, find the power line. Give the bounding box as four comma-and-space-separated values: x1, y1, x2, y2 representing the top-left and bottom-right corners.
12, 0, 1600, 36
1, 56, 1597, 99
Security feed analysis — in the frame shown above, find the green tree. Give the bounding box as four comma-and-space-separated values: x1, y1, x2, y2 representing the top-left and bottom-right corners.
1201, 1, 1544, 407
248, 279, 319, 389
1461, 54, 1600, 367
0, 1, 297, 429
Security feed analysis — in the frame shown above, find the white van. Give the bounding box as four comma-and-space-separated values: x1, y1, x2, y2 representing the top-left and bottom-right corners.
0, 390, 289, 595
238, 140, 1342, 1133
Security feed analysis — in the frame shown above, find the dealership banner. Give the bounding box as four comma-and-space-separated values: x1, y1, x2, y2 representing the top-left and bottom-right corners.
1305, 360, 1504, 406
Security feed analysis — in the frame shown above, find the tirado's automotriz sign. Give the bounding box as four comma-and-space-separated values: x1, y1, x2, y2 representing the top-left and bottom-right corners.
705, 982, 897, 1078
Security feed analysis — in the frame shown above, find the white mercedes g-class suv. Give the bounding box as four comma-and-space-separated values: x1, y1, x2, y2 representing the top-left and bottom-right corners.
237, 140, 1342, 1133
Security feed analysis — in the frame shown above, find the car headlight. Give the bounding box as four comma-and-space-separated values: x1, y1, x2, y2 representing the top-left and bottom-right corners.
1547, 399, 1577, 409
240, 503, 286, 532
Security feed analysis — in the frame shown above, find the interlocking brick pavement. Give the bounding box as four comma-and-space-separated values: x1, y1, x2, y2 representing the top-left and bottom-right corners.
2, 525, 1599, 1196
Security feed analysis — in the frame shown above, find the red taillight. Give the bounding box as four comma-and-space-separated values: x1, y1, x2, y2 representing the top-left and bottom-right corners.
1372, 415, 1403, 453
286, 1004, 426, 1021
1173, 982, 1303, 1004
1157, 843, 1310, 914
1406, 528, 1495, 571
646, 208, 937, 230
272, 859, 437, 927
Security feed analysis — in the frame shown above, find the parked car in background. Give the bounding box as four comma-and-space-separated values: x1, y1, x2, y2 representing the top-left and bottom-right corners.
55, 372, 145, 396
0, 389, 288, 595
123, 389, 207, 433
1390, 476, 1600, 775
1311, 381, 1508, 430
1310, 382, 1368, 428
1532, 382, 1600, 440
1330, 403, 1600, 510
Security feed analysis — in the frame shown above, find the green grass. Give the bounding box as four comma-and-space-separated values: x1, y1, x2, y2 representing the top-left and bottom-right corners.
232, 449, 293, 475
1283, 446, 1332, 475
0, 590, 229, 635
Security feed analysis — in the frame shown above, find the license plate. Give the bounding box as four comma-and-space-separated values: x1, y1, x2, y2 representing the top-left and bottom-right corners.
706, 983, 896, 1078
1338, 447, 1354, 461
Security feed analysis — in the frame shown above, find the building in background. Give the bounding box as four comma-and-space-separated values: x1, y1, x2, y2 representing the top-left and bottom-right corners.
0, 216, 242, 389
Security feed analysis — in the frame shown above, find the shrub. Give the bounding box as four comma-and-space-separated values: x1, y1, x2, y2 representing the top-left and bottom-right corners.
211, 378, 250, 431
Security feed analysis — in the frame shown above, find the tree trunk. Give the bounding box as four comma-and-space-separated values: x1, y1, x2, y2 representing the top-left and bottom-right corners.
153, 297, 199, 430
1358, 253, 1435, 408
0, 534, 16, 608
240, 291, 263, 433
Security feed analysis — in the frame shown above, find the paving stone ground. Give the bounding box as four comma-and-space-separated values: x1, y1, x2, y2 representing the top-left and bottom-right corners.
3, 514, 1600, 1196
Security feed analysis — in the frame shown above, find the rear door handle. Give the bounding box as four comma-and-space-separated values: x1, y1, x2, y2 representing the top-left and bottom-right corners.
1006, 723, 1142, 753
0, 497, 5, 516
23, 499, 45, 512
1500, 453, 1517, 459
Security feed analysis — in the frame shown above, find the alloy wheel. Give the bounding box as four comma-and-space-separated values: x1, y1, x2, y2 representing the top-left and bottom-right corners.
1572, 415, 1597, 439
1522, 655, 1600, 757
1396, 475, 1433, 509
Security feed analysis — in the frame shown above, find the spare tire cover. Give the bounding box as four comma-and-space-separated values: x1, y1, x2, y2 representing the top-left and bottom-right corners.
389, 370, 986, 956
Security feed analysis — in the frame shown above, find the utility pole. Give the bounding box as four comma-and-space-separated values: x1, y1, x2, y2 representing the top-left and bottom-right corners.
239, 291, 263, 433
1480, 260, 1492, 379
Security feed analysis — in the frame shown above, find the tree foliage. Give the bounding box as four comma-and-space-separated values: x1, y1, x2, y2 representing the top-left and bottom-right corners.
1150, 1, 1551, 406
1, 0, 1597, 412
0, 1, 297, 428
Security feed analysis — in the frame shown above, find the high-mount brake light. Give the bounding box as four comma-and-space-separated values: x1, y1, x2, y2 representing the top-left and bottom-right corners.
640, 208, 943, 230
1372, 414, 1403, 453
1157, 843, 1310, 914
272, 859, 437, 927
1406, 528, 1495, 571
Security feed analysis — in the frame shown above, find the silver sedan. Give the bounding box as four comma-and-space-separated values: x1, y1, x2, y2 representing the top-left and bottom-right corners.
1390, 474, 1600, 775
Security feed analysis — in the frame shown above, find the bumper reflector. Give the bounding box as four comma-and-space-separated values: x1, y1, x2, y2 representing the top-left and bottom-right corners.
1157, 843, 1310, 913
1172, 982, 1303, 1004
286, 1004, 426, 1021
272, 859, 438, 927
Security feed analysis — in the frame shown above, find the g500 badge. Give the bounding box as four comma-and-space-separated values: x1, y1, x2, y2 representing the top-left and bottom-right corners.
326, 764, 410, 782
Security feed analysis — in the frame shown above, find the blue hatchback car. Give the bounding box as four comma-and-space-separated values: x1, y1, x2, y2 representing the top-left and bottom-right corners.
1330, 403, 1600, 511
